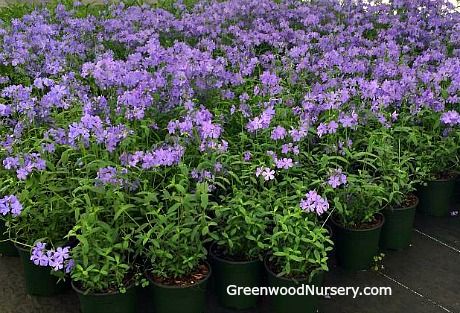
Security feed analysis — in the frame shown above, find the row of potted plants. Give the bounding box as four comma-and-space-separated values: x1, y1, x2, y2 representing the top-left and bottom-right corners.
2, 169, 458, 313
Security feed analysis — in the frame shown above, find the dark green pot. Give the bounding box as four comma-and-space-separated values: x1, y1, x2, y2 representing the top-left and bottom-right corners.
16, 245, 66, 296
0, 220, 18, 256
209, 243, 263, 310
264, 257, 323, 313
331, 213, 384, 271
417, 178, 455, 217
454, 174, 460, 205
380, 196, 419, 250
72, 282, 137, 313
148, 262, 211, 313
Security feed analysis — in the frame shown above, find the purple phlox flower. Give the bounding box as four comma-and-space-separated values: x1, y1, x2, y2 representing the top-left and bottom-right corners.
327, 121, 339, 134
441, 110, 460, 126
243, 151, 252, 161
327, 168, 347, 188
281, 143, 300, 155
123, 145, 184, 169
271, 126, 287, 140
30, 242, 72, 271
260, 71, 281, 95
30, 242, 49, 266
191, 168, 215, 183
96, 166, 123, 186
256, 167, 275, 181
214, 162, 223, 172
317, 123, 328, 138
3, 157, 20, 170
41, 143, 56, 153
275, 157, 294, 170
0, 195, 23, 216
391, 111, 399, 122
200, 121, 222, 139
247, 106, 275, 132
300, 190, 329, 216
65, 259, 75, 273
339, 112, 358, 128
0, 104, 11, 116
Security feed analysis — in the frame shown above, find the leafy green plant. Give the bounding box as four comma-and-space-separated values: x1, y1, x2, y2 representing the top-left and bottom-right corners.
210, 188, 270, 261
68, 205, 137, 294
267, 202, 332, 280
135, 167, 212, 280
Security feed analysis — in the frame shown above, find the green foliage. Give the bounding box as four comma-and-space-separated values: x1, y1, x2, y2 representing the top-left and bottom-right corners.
268, 204, 333, 280
68, 204, 136, 294
211, 188, 270, 260
135, 169, 211, 279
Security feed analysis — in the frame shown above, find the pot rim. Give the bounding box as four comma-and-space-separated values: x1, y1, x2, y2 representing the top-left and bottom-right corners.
71, 280, 136, 297
146, 261, 212, 289
263, 254, 321, 283
387, 194, 419, 212
14, 243, 31, 253
427, 174, 458, 183
209, 242, 261, 265
331, 212, 385, 232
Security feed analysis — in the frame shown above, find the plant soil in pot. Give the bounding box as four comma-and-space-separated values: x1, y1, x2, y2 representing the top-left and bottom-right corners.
417, 174, 456, 217
331, 213, 384, 271
16, 244, 67, 296
380, 194, 419, 250
264, 257, 323, 313
0, 220, 18, 256
209, 243, 263, 310
72, 282, 137, 313
147, 262, 211, 313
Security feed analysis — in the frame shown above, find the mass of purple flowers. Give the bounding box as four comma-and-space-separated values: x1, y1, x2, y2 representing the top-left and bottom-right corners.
0, 0, 459, 284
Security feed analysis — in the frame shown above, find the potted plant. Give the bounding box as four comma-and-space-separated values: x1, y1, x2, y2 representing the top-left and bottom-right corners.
265, 199, 333, 313
209, 187, 269, 310
3, 161, 77, 296
325, 171, 386, 271
68, 203, 138, 313
408, 109, 459, 216
365, 127, 420, 250
136, 171, 212, 313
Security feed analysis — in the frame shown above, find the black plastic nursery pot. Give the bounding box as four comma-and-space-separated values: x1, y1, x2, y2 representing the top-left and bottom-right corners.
72, 282, 137, 313
16, 245, 67, 296
417, 178, 455, 217
380, 195, 419, 250
264, 258, 324, 313
331, 213, 384, 271
209, 243, 263, 310
148, 262, 211, 313
0, 220, 18, 256
454, 174, 460, 204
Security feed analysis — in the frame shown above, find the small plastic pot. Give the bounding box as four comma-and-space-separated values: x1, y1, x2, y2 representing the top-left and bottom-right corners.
380, 195, 419, 250
209, 243, 263, 310
147, 262, 211, 313
331, 213, 384, 271
72, 282, 137, 313
417, 178, 455, 217
264, 256, 323, 313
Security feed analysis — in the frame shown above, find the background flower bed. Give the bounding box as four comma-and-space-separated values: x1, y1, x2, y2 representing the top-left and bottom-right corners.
0, 0, 459, 311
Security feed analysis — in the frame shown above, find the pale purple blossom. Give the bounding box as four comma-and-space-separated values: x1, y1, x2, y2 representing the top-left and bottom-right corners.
300, 190, 329, 216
